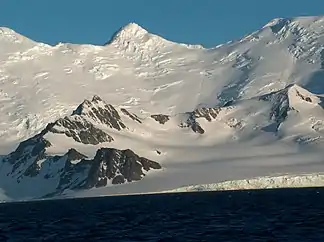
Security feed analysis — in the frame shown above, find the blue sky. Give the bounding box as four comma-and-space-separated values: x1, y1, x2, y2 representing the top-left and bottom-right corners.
0, 0, 323, 47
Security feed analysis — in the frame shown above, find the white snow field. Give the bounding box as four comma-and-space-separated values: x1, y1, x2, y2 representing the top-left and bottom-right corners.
2, 16, 324, 201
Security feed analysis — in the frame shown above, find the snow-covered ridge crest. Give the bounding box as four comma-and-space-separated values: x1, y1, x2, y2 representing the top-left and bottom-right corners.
72, 95, 126, 131
0, 27, 34, 44
258, 84, 322, 109
109, 23, 149, 42
106, 22, 170, 50
263, 15, 324, 29
286, 84, 322, 105
0, 27, 19, 36
263, 18, 290, 28
0, 27, 24, 37
105, 22, 205, 51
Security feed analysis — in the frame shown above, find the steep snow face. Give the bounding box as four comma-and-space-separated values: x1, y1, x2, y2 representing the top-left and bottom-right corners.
2, 16, 324, 200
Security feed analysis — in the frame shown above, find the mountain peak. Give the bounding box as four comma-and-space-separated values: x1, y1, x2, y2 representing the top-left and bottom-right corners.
119, 23, 148, 35
261, 84, 319, 104
285, 84, 321, 105
71, 96, 126, 131
0, 27, 34, 44
262, 16, 324, 33
72, 95, 106, 116
91, 95, 104, 103
105, 22, 150, 46
263, 18, 291, 28
259, 84, 321, 123
0, 27, 22, 37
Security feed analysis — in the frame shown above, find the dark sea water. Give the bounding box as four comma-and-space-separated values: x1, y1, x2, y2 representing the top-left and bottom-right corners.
0, 188, 324, 241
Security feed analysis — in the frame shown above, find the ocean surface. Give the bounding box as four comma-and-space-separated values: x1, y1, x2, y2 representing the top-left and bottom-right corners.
0, 188, 324, 241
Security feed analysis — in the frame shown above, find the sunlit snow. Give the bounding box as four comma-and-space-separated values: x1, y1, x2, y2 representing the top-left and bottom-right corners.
2, 16, 324, 201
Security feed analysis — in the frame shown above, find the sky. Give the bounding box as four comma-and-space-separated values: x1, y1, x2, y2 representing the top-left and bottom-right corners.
0, 0, 323, 48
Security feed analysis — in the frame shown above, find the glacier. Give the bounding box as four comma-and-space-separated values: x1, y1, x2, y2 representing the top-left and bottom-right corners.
166, 174, 324, 193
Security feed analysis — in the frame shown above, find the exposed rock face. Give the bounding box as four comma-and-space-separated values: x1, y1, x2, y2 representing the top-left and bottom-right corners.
257, 84, 321, 132
192, 107, 222, 121
73, 95, 126, 131
180, 114, 205, 134
84, 148, 161, 188
259, 89, 291, 125
5, 134, 51, 178
66, 148, 88, 161
295, 90, 312, 103
56, 152, 92, 192
43, 95, 135, 145
151, 114, 170, 124
49, 116, 114, 145
4, 136, 162, 197
180, 107, 222, 134
121, 108, 142, 123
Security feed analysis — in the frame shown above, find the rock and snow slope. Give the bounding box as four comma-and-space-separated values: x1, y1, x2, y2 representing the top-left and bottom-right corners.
2, 16, 324, 200
0, 96, 162, 199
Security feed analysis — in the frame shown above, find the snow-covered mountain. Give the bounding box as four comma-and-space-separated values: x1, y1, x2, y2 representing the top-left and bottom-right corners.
0, 96, 162, 199
1, 16, 324, 201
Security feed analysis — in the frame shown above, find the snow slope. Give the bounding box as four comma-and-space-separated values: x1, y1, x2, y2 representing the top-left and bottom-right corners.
1, 16, 324, 200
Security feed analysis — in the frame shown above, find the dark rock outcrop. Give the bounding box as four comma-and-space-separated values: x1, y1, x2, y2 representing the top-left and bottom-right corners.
112, 175, 125, 184
257, 85, 318, 130
49, 116, 114, 145
180, 107, 222, 134
56, 154, 92, 191
191, 122, 205, 134
192, 107, 222, 121
40, 95, 133, 145
55, 147, 162, 193
121, 108, 142, 123
259, 88, 292, 125
5, 134, 162, 197
151, 114, 170, 124
84, 148, 161, 188
5, 134, 51, 177
66, 148, 88, 161
296, 90, 312, 103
